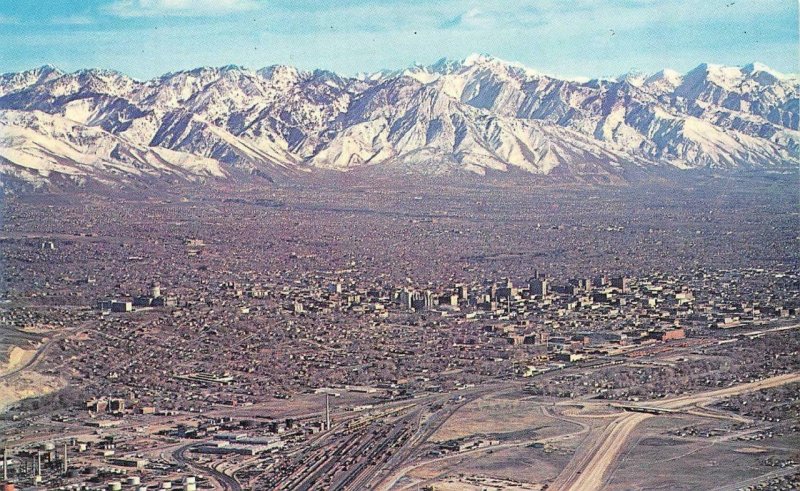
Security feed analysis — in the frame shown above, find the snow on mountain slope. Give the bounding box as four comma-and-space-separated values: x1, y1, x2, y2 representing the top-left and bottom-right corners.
0, 65, 64, 98
0, 110, 225, 187
0, 55, 797, 189
311, 118, 394, 169
148, 110, 299, 173
643, 69, 683, 94
405, 57, 798, 170
311, 76, 649, 177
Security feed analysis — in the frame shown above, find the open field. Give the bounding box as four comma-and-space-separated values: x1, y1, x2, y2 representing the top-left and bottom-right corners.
606, 429, 799, 491
430, 395, 580, 443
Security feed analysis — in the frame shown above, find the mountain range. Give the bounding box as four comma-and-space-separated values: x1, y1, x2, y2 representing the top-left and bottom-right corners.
0, 54, 797, 189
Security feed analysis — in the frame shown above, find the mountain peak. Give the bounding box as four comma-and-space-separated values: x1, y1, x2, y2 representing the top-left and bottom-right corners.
643, 68, 683, 88
684, 61, 791, 88
74, 67, 129, 78
462, 52, 496, 66
684, 63, 745, 90
617, 70, 648, 87
741, 62, 786, 81
742, 61, 774, 73
36, 64, 61, 74
1, 64, 62, 79
220, 64, 248, 73
423, 54, 540, 80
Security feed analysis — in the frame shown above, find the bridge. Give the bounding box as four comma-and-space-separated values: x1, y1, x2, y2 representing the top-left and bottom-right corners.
610, 403, 682, 415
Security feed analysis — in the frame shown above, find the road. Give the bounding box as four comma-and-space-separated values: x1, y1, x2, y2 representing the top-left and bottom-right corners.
655, 373, 800, 410
553, 372, 800, 491
0, 330, 60, 381
0, 319, 97, 381
173, 443, 242, 491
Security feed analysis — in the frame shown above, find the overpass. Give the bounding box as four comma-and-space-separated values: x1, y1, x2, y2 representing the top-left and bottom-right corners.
610, 403, 682, 415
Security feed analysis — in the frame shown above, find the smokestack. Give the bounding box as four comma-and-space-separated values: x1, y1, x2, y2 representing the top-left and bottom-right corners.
325, 393, 331, 431
63, 442, 68, 473
3, 444, 7, 481
36, 452, 41, 477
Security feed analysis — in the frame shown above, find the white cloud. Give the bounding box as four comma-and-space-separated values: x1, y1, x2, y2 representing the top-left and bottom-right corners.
439, 5, 549, 32
106, 0, 260, 17
448, 8, 492, 28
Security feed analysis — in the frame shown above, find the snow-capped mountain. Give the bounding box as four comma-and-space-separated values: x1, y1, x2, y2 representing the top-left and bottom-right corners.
0, 55, 797, 189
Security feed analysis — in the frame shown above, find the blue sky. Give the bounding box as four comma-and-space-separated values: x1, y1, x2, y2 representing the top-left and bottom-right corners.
0, 0, 797, 79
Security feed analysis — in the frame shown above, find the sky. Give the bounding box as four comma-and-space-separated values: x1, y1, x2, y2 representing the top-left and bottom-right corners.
0, 0, 797, 80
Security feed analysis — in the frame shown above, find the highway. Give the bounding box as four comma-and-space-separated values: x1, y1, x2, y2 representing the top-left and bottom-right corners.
553, 372, 800, 491
173, 443, 242, 491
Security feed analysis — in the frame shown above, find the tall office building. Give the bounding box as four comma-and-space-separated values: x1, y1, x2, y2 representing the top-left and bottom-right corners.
530, 278, 548, 296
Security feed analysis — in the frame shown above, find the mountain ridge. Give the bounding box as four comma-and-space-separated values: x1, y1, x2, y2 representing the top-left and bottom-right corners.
0, 54, 797, 190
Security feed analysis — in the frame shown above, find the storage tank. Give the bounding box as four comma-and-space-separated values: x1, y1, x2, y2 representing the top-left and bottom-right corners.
126, 476, 141, 485
160, 482, 172, 489
107, 481, 122, 491
184, 476, 197, 491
